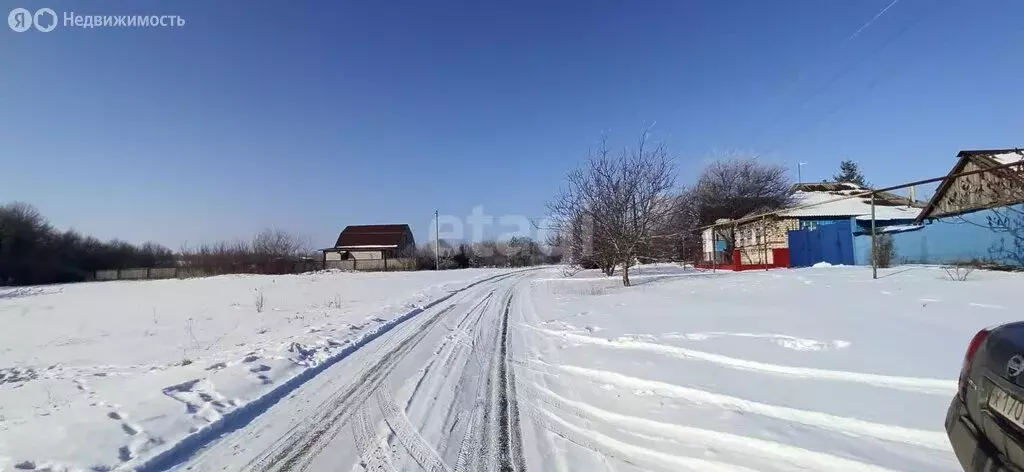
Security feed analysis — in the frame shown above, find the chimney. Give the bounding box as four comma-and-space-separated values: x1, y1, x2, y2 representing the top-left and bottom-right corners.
908, 185, 916, 203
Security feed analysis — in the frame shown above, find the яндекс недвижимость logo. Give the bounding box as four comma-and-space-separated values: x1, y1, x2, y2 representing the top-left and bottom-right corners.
8, 8, 57, 32
8, 7, 185, 32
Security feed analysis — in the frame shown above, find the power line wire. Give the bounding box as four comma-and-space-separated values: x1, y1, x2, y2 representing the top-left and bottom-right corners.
750, 0, 945, 146
758, 0, 961, 156
848, 0, 901, 40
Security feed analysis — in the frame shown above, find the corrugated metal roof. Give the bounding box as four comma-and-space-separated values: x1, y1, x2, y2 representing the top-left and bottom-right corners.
778, 189, 921, 220
333, 224, 412, 248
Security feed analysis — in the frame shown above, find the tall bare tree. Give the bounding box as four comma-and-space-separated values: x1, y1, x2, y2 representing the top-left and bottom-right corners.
252, 228, 309, 260
549, 133, 681, 286
690, 157, 792, 227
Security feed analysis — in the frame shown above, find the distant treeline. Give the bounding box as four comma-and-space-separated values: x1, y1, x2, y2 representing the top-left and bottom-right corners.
0, 201, 559, 286
0, 202, 176, 285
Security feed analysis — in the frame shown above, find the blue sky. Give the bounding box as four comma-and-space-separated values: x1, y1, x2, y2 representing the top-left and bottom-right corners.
2, 0, 1021, 249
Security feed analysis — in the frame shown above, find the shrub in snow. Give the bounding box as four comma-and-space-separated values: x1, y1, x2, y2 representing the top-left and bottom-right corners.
943, 263, 975, 282
254, 288, 266, 313
874, 234, 897, 268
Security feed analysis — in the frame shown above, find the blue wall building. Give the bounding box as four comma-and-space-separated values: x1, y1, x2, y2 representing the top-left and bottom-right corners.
852, 204, 1024, 266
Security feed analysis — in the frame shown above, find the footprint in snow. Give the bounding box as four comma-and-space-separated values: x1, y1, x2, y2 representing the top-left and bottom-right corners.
163, 378, 236, 423
107, 410, 144, 440
249, 364, 271, 373
205, 362, 227, 371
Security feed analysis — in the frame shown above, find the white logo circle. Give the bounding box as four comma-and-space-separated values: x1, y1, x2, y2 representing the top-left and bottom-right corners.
33, 8, 56, 32
8, 8, 32, 32
1009, 355, 1024, 378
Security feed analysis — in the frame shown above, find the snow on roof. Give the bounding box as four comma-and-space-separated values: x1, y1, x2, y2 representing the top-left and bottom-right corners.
874, 224, 924, 234
991, 150, 1024, 165
778, 189, 921, 221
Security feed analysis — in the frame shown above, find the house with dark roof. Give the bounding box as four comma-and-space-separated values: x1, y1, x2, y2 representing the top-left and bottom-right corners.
321, 224, 416, 262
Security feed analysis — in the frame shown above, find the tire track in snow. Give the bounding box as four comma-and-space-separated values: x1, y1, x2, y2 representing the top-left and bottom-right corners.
526, 326, 955, 394
512, 274, 573, 472
496, 294, 526, 471
260, 273, 530, 471
458, 289, 527, 472
517, 361, 949, 451
406, 292, 494, 414
453, 410, 478, 472
351, 403, 398, 472
255, 304, 457, 471
518, 402, 758, 472
522, 383, 895, 472
431, 292, 497, 464
376, 388, 451, 472
439, 287, 512, 469
149, 272, 523, 472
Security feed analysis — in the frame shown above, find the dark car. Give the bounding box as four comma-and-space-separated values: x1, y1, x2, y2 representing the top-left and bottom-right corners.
947, 323, 1024, 471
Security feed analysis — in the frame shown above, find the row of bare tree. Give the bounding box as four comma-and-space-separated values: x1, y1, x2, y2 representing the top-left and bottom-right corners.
548, 133, 792, 286
177, 229, 314, 275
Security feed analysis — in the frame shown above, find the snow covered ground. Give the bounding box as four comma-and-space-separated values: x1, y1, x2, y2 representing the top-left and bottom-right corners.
3, 263, 1017, 471
0, 268, 512, 471
512, 263, 1023, 471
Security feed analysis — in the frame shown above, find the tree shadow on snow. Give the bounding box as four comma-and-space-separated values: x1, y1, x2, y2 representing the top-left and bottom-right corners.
875, 267, 923, 279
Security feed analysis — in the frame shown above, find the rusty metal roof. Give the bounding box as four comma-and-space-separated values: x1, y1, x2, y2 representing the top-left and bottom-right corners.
333, 224, 412, 249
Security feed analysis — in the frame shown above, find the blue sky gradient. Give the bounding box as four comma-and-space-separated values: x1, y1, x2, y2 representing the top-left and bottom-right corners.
2, 1, 1022, 248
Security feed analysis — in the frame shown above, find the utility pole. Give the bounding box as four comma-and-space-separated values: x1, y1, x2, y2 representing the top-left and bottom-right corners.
434, 210, 440, 270
870, 193, 877, 280
762, 215, 768, 271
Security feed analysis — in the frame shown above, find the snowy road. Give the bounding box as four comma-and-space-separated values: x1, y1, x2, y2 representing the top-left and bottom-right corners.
170, 270, 538, 471
87, 263, 991, 471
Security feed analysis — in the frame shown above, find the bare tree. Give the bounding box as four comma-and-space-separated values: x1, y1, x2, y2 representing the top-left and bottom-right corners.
549, 132, 681, 286
690, 157, 792, 227
252, 228, 309, 259
179, 229, 312, 276
687, 157, 792, 255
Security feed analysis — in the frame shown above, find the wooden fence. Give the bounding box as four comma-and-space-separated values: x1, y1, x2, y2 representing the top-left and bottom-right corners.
93, 258, 417, 282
